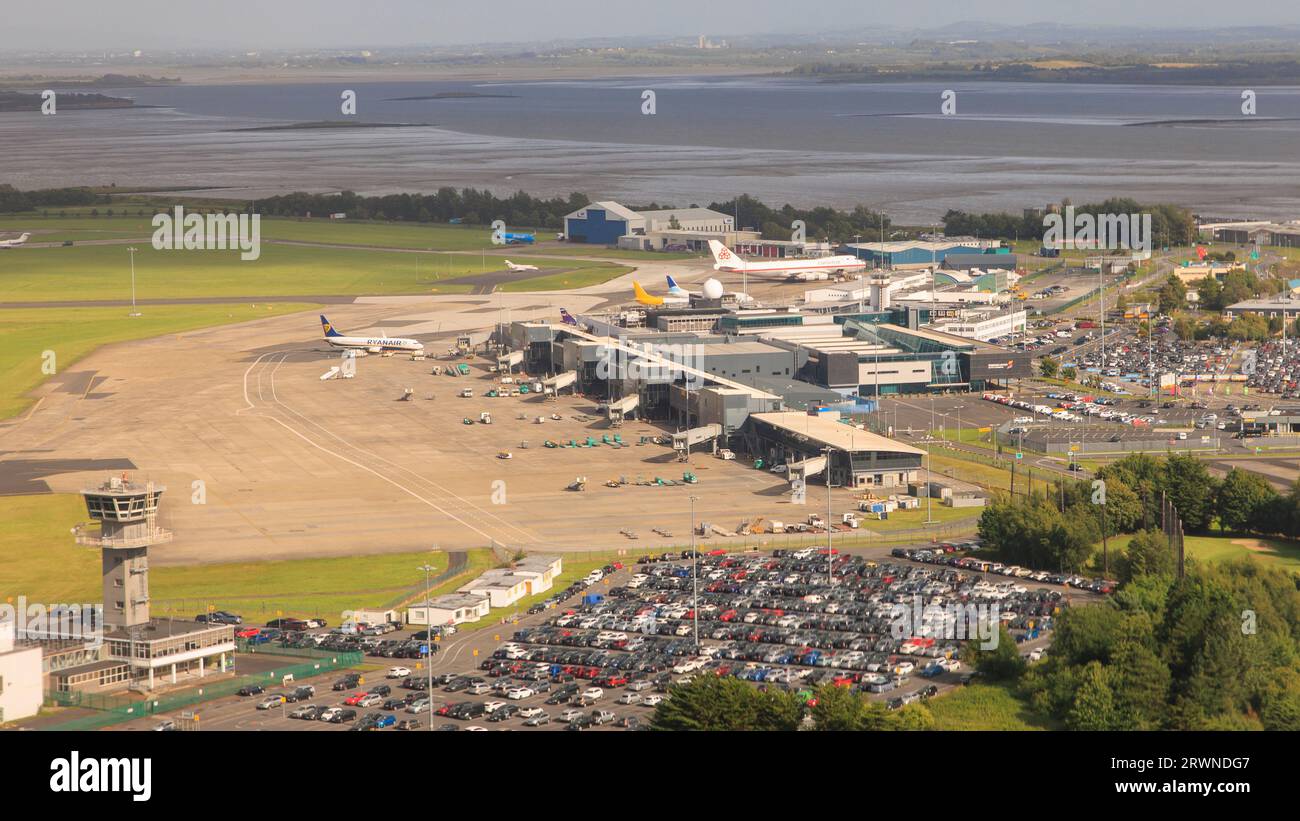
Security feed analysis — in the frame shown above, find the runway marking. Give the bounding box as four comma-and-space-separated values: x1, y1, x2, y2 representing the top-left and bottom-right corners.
238, 353, 540, 546
265, 355, 539, 544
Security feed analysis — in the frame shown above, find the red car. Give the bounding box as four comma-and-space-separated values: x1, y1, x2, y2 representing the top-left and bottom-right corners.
343, 692, 367, 706
235, 627, 261, 639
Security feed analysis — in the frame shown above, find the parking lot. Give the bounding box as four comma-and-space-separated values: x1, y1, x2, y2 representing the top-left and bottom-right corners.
124, 545, 1094, 732
1245, 339, 1300, 398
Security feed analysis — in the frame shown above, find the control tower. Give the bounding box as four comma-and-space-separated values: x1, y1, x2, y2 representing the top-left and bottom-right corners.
74, 475, 171, 630
867, 272, 891, 311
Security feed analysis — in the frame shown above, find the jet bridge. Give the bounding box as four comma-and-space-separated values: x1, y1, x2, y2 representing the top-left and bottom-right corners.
607, 394, 640, 426
672, 424, 723, 458
787, 455, 828, 483
543, 371, 577, 397
497, 350, 525, 372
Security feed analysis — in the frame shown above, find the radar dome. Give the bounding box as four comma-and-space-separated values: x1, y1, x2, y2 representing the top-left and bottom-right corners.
702, 278, 725, 300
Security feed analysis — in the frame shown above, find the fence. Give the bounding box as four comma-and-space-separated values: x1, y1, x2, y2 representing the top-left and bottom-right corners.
44, 649, 363, 731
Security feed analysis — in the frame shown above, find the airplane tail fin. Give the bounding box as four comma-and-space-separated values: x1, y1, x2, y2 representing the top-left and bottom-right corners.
632, 281, 664, 306
320, 315, 343, 338
708, 240, 741, 270
666, 274, 685, 294
18, 233, 30, 242
560, 308, 578, 326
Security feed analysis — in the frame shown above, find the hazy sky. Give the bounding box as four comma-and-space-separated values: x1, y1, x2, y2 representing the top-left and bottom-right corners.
8, 0, 1300, 51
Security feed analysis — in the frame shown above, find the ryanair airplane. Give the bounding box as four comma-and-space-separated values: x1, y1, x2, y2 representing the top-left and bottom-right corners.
319, 315, 424, 353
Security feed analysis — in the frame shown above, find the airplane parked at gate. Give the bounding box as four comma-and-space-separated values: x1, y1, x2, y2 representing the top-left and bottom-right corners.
708, 240, 866, 280
319, 315, 423, 353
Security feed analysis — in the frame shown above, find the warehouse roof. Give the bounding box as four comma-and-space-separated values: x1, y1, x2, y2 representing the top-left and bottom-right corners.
637, 207, 732, 223
1226, 297, 1300, 312
565, 201, 642, 222
750, 411, 925, 456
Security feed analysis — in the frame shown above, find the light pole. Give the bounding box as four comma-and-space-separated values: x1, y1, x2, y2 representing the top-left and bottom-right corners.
417, 559, 437, 731
823, 446, 834, 586
689, 495, 699, 650
923, 448, 936, 525
127, 246, 141, 317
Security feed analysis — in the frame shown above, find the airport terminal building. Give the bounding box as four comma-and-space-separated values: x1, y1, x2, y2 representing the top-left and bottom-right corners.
496, 311, 1025, 481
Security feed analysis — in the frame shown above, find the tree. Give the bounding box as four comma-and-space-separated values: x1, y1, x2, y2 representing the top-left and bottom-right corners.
1173, 316, 1197, 341
965, 625, 1026, 682
1061, 365, 1077, 381
1117, 528, 1175, 583
1216, 468, 1278, 534
1157, 273, 1186, 313
1160, 453, 1218, 533
1067, 661, 1121, 729
1196, 274, 1224, 310
1039, 356, 1059, 378
650, 676, 801, 731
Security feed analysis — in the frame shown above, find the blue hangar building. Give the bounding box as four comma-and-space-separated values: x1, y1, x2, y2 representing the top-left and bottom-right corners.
841, 240, 1004, 269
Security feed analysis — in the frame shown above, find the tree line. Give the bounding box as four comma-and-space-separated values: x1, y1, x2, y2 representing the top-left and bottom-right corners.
978, 453, 1300, 575
1, 185, 892, 244
1016, 559, 1300, 730
943, 198, 1196, 246
648, 675, 934, 731
0, 184, 108, 212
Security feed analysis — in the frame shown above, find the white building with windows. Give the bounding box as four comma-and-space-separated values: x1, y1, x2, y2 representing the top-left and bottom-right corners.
406, 594, 490, 627
0, 618, 42, 724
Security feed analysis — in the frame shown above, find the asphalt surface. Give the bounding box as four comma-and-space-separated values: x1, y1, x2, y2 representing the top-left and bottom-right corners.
115, 551, 1070, 732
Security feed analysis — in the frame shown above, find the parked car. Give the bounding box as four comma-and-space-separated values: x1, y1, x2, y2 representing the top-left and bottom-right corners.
323, 708, 357, 724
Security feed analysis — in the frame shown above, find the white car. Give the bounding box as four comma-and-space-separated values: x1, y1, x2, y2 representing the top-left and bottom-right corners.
617, 692, 641, 705
357, 693, 383, 708
518, 707, 545, 718
769, 464, 788, 474
560, 708, 584, 722
642, 694, 664, 707
482, 700, 506, 714
627, 680, 654, 692
581, 687, 604, 700
506, 687, 535, 700
387, 666, 412, 679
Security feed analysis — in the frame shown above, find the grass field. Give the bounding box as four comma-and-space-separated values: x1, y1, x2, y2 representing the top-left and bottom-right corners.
0, 215, 698, 262
925, 449, 1018, 494
1103, 533, 1300, 573
0, 492, 476, 620
0, 242, 634, 302
0, 216, 513, 251
150, 550, 450, 621
927, 682, 1058, 730
498, 265, 633, 292
0, 494, 101, 603
525, 245, 699, 261
0, 302, 317, 419
862, 503, 980, 532
936, 427, 998, 449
